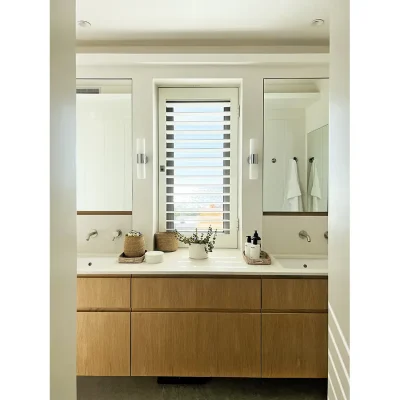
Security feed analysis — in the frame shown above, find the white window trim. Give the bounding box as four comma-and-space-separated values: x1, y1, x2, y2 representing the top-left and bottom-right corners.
158, 87, 239, 249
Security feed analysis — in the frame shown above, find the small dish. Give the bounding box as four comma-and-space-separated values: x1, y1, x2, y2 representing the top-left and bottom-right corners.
145, 251, 164, 264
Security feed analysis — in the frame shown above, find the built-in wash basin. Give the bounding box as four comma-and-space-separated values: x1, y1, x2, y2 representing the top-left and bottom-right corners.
77, 256, 119, 270
274, 257, 328, 270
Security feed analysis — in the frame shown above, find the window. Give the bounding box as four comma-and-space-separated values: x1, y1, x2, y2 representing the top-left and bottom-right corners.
158, 87, 239, 248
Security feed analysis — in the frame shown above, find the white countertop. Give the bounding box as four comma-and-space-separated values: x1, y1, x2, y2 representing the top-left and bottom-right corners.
77, 249, 327, 276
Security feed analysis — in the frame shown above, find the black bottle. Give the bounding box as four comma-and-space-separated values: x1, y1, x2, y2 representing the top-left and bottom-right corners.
252, 230, 261, 243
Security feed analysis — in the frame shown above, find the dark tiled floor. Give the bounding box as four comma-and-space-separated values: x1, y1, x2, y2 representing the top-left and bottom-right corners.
77, 377, 327, 400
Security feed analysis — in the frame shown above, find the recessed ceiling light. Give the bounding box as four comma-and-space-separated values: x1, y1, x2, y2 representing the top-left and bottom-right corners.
311, 19, 325, 26
77, 20, 91, 28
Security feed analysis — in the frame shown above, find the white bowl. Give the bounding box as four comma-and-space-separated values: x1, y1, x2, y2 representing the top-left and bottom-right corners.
145, 251, 164, 264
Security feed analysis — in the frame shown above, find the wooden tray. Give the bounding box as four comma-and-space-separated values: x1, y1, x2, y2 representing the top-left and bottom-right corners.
118, 252, 146, 264
242, 250, 271, 265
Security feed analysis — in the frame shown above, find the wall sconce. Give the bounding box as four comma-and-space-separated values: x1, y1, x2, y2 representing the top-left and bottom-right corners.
136, 138, 148, 179
248, 138, 259, 180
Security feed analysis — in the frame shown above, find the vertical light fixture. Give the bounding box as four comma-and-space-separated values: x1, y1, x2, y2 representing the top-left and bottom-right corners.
136, 138, 148, 179
248, 138, 259, 180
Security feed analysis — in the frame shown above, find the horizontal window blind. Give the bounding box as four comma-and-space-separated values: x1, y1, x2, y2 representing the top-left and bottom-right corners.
158, 88, 239, 248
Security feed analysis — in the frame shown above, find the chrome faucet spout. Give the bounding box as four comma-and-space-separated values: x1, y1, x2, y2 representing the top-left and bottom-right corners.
299, 230, 311, 242
86, 229, 98, 241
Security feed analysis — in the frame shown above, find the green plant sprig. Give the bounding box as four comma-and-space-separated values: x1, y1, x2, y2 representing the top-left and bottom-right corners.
174, 226, 218, 253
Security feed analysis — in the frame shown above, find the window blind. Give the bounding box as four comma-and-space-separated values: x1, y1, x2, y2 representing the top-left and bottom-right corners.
164, 100, 232, 234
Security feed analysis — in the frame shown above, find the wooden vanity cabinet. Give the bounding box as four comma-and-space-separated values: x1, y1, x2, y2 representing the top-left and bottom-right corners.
131, 277, 262, 377
131, 312, 261, 377
76, 275, 328, 378
76, 276, 131, 376
262, 313, 328, 378
261, 277, 328, 378
262, 278, 328, 311
77, 311, 130, 376
77, 277, 131, 310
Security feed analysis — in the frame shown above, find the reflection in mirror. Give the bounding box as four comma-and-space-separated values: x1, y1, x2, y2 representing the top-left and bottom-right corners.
76, 78, 132, 213
262, 78, 329, 214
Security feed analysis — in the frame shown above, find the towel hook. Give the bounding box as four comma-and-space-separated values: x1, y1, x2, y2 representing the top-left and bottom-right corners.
293, 157, 298, 162
309, 157, 314, 163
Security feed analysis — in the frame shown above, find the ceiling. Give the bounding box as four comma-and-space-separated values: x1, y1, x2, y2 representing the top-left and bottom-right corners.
264, 78, 324, 108
76, 0, 330, 46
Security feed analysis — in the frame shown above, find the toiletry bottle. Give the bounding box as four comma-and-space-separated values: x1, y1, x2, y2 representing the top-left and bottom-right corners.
245, 236, 252, 257
250, 237, 261, 259
252, 230, 261, 249
252, 230, 261, 243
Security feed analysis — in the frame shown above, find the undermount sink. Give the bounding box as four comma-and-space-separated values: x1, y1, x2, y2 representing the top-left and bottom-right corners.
275, 257, 328, 270
77, 256, 119, 269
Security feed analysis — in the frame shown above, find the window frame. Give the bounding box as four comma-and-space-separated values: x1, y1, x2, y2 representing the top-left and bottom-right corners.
158, 87, 239, 249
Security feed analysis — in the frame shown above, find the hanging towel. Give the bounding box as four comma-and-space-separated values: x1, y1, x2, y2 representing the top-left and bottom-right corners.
284, 159, 303, 212
308, 159, 322, 211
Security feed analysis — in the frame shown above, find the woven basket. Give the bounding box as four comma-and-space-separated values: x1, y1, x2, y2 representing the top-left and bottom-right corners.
154, 232, 178, 252
242, 250, 272, 265
118, 252, 145, 264
123, 235, 145, 257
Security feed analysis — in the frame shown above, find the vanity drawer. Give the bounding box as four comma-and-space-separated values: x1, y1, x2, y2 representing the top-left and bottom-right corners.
262, 278, 328, 311
131, 278, 261, 311
77, 277, 131, 310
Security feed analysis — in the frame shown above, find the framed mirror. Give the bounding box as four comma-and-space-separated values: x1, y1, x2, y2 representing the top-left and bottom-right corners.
76, 78, 133, 215
262, 78, 329, 215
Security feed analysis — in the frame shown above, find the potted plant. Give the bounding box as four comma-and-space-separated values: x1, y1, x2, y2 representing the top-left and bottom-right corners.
174, 226, 218, 259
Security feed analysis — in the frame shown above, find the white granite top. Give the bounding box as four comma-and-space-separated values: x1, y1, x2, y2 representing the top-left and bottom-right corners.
77, 249, 327, 276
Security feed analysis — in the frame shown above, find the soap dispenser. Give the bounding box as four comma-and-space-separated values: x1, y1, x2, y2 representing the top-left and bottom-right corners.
249, 237, 261, 259
252, 230, 261, 241
252, 230, 261, 248
245, 236, 252, 257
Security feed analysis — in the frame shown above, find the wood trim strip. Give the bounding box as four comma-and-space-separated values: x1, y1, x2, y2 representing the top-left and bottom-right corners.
77, 308, 131, 312
263, 212, 328, 216
77, 211, 132, 215
129, 274, 264, 279
131, 308, 260, 313
77, 274, 327, 279
261, 309, 328, 313
78, 274, 131, 278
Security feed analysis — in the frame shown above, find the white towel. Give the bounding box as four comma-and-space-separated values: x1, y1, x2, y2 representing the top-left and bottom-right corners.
308, 159, 322, 211
284, 159, 303, 212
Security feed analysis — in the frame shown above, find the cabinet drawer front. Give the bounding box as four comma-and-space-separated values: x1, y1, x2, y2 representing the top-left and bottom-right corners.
77, 312, 131, 376
262, 278, 327, 311
262, 313, 328, 378
131, 278, 261, 310
131, 312, 261, 377
77, 277, 131, 310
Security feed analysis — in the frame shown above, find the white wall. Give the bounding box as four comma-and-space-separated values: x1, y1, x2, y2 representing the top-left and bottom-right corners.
263, 108, 306, 211
77, 215, 131, 254
76, 94, 132, 211
77, 64, 328, 252
262, 215, 328, 255
305, 79, 329, 133
328, 0, 350, 399
50, 0, 77, 398
307, 125, 329, 212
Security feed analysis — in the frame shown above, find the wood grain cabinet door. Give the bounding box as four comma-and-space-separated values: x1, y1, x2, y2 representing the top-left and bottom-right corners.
262, 313, 328, 378
77, 277, 131, 311
262, 278, 328, 311
131, 312, 261, 377
77, 312, 130, 376
131, 278, 261, 311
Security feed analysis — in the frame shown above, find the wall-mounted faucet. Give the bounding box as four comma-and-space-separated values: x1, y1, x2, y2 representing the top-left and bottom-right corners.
299, 230, 311, 243
112, 230, 122, 241
86, 229, 98, 241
